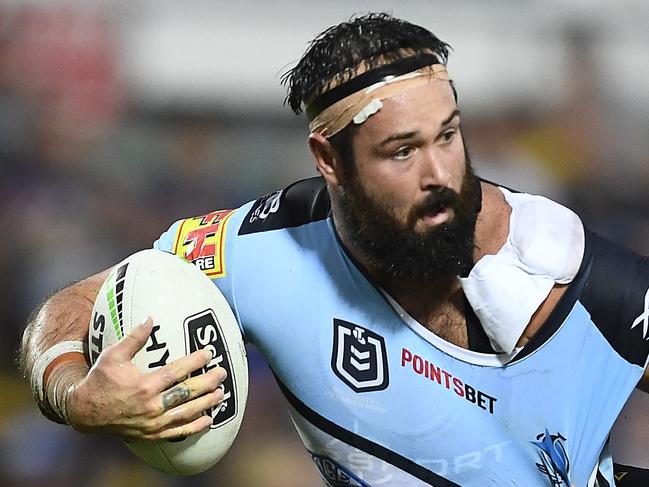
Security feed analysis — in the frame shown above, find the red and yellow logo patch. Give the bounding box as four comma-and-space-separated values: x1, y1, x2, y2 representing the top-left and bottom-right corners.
173, 209, 234, 278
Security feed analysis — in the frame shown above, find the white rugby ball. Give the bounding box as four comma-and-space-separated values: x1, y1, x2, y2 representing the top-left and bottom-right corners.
88, 249, 248, 475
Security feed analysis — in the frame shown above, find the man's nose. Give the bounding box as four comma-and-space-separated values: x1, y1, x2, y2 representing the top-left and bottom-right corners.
419, 148, 451, 190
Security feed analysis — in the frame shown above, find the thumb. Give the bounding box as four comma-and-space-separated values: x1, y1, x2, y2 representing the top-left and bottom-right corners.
114, 317, 153, 360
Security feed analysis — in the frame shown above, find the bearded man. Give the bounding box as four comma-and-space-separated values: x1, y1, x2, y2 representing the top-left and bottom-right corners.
21, 13, 649, 487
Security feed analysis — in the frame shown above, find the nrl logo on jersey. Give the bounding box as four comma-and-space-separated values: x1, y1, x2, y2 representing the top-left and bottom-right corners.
331, 319, 389, 393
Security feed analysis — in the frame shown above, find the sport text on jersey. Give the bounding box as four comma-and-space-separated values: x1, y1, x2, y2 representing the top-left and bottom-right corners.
401, 348, 497, 414
173, 210, 234, 278
184, 309, 237, 428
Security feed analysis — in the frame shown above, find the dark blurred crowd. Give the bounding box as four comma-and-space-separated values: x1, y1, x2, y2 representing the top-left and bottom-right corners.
0, 3, 647, 487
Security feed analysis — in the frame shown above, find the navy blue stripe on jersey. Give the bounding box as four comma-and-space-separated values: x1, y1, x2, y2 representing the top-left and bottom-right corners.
275, 377, 462, 487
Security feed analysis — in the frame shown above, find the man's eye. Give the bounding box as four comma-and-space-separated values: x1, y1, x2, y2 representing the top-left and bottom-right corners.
441, 129, 456, 143
393, 146, 414, 159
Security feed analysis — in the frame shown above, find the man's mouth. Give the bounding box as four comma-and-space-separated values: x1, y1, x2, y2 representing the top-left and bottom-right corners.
420, 203, 453, 225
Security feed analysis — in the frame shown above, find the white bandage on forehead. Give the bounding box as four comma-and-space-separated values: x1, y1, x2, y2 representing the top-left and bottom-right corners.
460, 187, 585, 354
308, 64, 450, 138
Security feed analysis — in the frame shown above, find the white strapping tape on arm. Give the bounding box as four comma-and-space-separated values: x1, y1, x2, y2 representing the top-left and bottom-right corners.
30, 341, 85, 403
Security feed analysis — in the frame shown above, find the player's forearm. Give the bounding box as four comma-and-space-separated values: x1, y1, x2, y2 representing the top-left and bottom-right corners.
20, 270, 109, 423
21, 288, 93, 374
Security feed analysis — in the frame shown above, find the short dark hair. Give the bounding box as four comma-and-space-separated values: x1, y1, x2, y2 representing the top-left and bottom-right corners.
282, 12, 451, 114
282, 13, 453, 176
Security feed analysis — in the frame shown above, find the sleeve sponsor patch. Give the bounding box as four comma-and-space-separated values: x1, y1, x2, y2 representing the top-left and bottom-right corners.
172, 209, 234, 278
238, 190, 283, 235
238, 177, 331, 236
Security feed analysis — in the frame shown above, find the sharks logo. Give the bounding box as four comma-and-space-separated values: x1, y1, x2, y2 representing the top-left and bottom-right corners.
531, 429, 571, 486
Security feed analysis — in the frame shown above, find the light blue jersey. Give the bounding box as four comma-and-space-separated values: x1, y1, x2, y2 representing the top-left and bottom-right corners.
155, 178, 649, 487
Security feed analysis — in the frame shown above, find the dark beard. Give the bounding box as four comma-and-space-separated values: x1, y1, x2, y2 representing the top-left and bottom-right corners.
338, 158, 481, 282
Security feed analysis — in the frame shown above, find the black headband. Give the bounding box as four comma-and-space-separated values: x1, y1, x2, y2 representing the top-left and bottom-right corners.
305, 54, 443, 122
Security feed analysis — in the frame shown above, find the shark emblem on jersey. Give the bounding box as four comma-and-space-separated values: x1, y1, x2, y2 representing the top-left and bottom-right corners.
630, 287, 649, 340
531, 429, 571, 486
331, 319, 388, 393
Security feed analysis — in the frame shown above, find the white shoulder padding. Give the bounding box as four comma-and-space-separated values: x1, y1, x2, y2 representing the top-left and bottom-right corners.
459, 188, 585, 354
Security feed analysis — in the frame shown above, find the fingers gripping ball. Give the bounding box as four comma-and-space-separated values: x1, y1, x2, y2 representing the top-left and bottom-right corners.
88, 249, 248, 475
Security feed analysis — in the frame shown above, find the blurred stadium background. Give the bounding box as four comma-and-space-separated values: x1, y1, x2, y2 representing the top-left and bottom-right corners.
0, 1, 647, 485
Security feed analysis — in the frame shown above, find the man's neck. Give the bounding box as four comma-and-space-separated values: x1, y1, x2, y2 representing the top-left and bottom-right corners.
472, 182, 511, 263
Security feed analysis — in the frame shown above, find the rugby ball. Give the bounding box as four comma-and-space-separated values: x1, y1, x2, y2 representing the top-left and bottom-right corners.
88, 249, 248, 475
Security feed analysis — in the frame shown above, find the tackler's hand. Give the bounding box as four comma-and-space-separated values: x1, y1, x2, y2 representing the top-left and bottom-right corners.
67, 317, 227, 440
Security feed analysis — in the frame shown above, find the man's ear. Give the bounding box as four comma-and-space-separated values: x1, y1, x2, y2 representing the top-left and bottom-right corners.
308, 132, 341, 186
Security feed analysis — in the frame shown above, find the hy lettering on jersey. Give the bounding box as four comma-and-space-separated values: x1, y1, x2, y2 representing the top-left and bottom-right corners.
531, 429, 571, 487
630, 287, 649, 340
173, 209, 233, 278
332, 319, 389, 393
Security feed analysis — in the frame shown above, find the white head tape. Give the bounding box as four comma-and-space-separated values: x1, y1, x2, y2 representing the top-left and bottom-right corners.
308, 64, 450, 137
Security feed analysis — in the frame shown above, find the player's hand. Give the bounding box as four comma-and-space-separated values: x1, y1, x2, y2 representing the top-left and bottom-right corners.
66, 317, 226, 440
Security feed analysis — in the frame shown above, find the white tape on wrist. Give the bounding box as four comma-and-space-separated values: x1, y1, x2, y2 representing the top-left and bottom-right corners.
31, 341, 85, 404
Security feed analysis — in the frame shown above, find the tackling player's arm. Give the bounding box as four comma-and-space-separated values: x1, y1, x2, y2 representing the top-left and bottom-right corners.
20, 267, 226, 440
